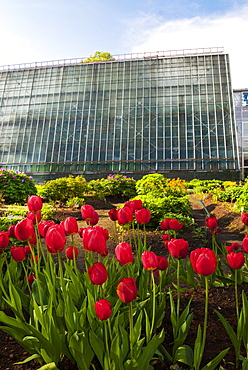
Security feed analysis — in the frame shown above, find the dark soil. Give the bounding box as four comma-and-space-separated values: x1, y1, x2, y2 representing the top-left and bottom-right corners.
0, 194, 247, 370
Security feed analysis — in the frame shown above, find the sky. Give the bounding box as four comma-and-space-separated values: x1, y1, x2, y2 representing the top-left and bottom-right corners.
0, 0, 247, 88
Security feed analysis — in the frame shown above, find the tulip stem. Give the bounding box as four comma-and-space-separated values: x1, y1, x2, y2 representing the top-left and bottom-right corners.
235, 269, 239, 319
200, 277, 209, 367
58, 252, 66, 293
150, 271, 156, 339
21, 261, 32, 295
129, 302, 134, 359
29, 241, 43, 307
104, 320, 111, 368
177, 259, 180, 322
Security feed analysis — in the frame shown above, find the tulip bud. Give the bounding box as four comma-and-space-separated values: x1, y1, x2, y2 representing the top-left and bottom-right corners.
227, 251, 245, 269
27, 195, 43, 213
242, 235, 248, 253
160, 218, 171, 230
167, 238, 189, 259
81, 204, 95, 220
190, 247, 217, 276
204, 215, 218, 229
38, 220, 56, 238
95, 299, 112, 320
66, 246, 79, 260
157, 256, 168, 271
169, 219, 184, 231
62, 217, 78, 235
27, 211, 42, 224
45, 224, 66, 253
116, 277, 137, 303
27, 274, 35, 286
135, 208, 151, 225
0, 231, 9, 249
142, 251, 158, 270
82, 227, 106, 254
10, 246, 26, 262
86, 211, 99, 226
108, 209, 118, 221
115, 242, 133, 265
7, 225, 16, 238
117, 207, 133, 226
124, 200, 143, 213
15, 218, 35, 241
241, 213, 248, 226
88, 262, 108, 285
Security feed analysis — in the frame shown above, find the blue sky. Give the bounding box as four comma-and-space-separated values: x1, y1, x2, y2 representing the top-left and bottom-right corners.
1, 0, 247, 87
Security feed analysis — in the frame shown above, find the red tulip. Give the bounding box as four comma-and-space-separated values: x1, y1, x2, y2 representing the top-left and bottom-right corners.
88, 262, 108, 285
124, 200, 143, 213
31, 254, 39, 263
81, 204, 95, 220
86, 211, 99, 226
99, 246, 109, 257
115, 242, 134, 265
117, 207, 133, 226
242, 235, 248, 253
157, 256, 168, 270
227, 251, 245, 269
226, 243, 239, 253
15, 218, 35, 241
25, 245, 33, 254
167, 238, 189, 259
108, 209, 118, 221
116, 277, 137, 303
27, 195, 43, 213
29, 233, 37, 245
38, 221, 56, 238
62, 217, 78, 235
10, 246, 26, 262
45, 224, 66, 253
204, 215, 218, 229
135, 208, 151, 225
190, 248, 217, 276
94, 226, 109, 240
169, 219, 184, 231
27, 211, 42, 224
241, 213, 248, 226
141, 251, 158, 271
95, 299, 112, 320
162, 233, 171, 250
66, 246, 79, 259
7, 225, 16, 238
160, 218, 171, 230
27, 274, 35, 286
0, 231, 9, 249
82, 227, 106, 254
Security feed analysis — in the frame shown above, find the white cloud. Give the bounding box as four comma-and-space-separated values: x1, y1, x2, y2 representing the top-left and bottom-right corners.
125, 5, 248, 88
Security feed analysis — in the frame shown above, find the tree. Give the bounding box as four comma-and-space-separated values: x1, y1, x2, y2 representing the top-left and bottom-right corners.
82, 51, 115, 63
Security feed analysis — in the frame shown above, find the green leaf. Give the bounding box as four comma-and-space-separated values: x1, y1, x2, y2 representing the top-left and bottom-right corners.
36, 363, 59, 370
174, 344, 193, 367
201, 348, 229, 370
14, 353, 42, 365
89, 330, 105, 368
136, 330, 165, 370
215, 311, 238, 352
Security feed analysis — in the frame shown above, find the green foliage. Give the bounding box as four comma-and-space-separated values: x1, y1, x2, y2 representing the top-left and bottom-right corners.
132, 194, 192, 228
0, 169, 37, 204
41, 204, 55, 220
186, 179, 223, 193
136, 174, 187, 197
0, 216, 22, 232
39, 175, 88, 203
212, 185, 243, 203
88, 174, 137, 198
65, 197, 85, 208
82, 51, 115, 63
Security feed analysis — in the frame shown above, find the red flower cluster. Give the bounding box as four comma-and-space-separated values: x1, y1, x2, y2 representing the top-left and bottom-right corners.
160, 218, 184, 231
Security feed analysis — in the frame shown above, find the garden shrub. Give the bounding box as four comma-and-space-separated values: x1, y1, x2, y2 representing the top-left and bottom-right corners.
65, 197, 85, 208
131, 193, 192, 228
212, 185, 243, 203
136, 174, 187, 197
88, 174, 136, 198
235, 181, 248, 212
0, 169, 37, 204
0, 216, 22, 232
41, 204, 56, 220
39, 175, 88, 203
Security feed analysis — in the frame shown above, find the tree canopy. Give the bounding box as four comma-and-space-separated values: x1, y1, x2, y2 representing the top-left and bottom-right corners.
82, 51, 115, 63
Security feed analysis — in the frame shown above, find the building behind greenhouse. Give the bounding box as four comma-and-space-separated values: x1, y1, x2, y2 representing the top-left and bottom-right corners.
0, 47, 240, 181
